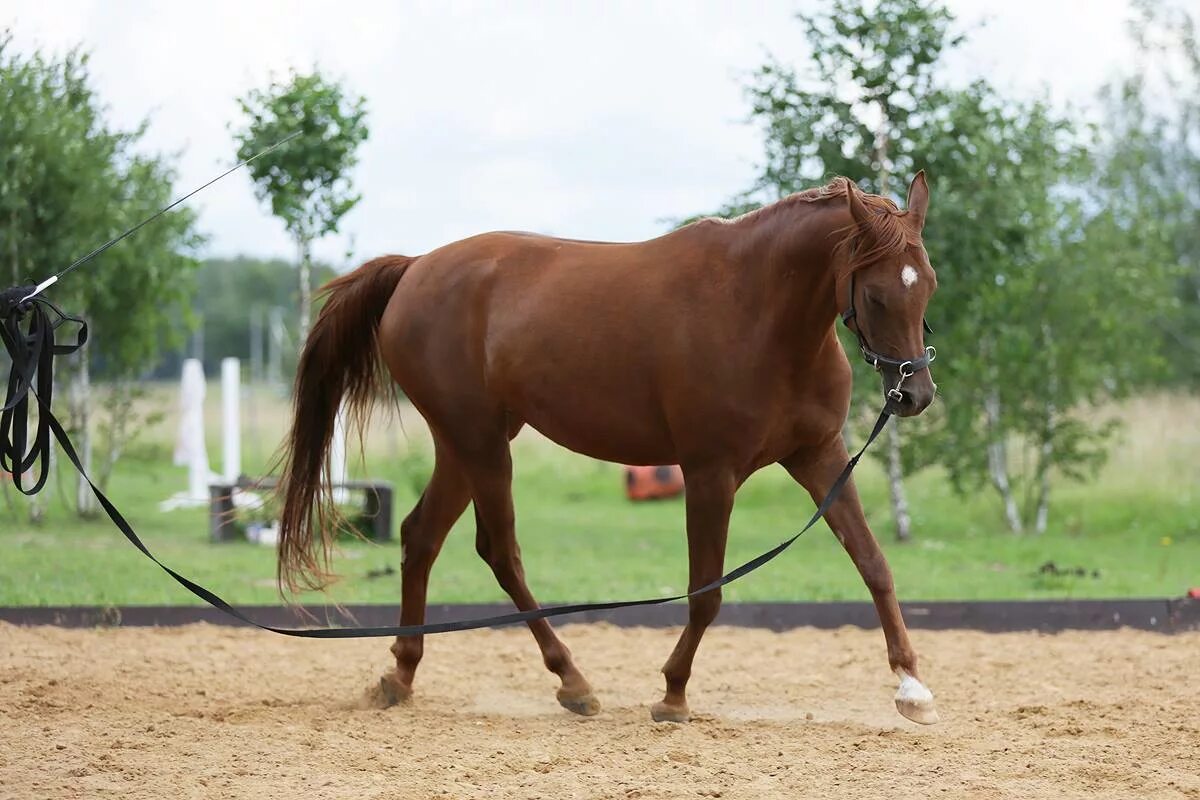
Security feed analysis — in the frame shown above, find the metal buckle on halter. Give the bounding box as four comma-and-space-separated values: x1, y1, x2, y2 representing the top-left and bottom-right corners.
888, 360, 914, 401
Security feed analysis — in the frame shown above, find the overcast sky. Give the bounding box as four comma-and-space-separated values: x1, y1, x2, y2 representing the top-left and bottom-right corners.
4, 0, 1139, 266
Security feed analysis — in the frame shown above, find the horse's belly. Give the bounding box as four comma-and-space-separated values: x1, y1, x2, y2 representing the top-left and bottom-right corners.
508, 381, 678, 466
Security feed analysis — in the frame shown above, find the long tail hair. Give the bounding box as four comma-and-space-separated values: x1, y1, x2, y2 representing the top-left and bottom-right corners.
275, 254, 413, 595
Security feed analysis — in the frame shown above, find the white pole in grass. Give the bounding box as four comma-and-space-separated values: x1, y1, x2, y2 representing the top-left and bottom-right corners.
221, 358, 241, 484
175, 358, 210, 502
330, 403, 349, 503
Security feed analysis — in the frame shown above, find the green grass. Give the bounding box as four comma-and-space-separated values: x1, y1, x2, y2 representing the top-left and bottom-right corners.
1, 390, 1197, 607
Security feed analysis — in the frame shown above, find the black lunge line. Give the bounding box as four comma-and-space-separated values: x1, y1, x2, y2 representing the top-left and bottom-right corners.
0, 297, 890, 637
0, 129, 894, 639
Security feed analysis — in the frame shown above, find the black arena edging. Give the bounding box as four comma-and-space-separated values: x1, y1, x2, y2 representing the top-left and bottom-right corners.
2, 598, 1197, 634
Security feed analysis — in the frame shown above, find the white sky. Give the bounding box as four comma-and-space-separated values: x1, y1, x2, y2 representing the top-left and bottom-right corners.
3, 0, 1138, 266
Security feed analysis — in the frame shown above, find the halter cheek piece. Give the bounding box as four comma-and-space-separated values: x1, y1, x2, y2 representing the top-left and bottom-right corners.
840, 273, 936, 403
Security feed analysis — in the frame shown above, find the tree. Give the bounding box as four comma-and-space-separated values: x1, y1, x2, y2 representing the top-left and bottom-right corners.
0, 34, 201, 517
910, 86, 1097, 531
233, 69, 368, 345
741, 0, 964, 540
1108, 0, 1200, 386
908, 76, 1179, 533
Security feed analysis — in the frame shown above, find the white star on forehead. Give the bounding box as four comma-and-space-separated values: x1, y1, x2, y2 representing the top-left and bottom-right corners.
901, 265, 919, 288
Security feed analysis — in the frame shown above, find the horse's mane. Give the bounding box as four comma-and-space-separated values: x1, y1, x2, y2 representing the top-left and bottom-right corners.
704, 177, 922, 275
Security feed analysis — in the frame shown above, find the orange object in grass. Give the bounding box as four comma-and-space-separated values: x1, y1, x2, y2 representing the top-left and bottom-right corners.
624, 465, 685, 501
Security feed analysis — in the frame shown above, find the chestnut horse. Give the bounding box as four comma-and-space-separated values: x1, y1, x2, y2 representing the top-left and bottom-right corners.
277, 173, 940, 724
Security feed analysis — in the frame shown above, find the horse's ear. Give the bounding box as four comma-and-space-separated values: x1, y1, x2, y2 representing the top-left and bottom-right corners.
846, 181, 871, 228
906, 170, 929, 231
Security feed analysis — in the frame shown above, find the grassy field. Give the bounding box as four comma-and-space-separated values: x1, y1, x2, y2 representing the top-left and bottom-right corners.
1, 388, 1197, 607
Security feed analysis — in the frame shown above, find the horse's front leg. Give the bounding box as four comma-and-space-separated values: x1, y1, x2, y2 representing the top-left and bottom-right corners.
650, 466, 736, 723
781, 442, 940, 725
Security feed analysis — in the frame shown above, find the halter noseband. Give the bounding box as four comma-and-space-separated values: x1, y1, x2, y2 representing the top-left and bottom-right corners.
840, 273, 936, 403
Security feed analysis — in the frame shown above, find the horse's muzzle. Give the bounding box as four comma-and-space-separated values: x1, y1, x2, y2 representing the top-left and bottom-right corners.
883, 376, 935, 417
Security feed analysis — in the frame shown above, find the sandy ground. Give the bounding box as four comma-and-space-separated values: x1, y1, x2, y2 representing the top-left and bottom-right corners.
1, 622, 1197, 800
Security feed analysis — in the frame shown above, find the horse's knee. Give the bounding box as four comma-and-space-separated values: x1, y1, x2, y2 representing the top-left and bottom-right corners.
689, 587, 722, 628
858, 554, 895, 596
399, 503, 433, 570
400, 530, 441, 578
865, 567, 894, 597
398, 495, 425, 540
402, 535, 438, 572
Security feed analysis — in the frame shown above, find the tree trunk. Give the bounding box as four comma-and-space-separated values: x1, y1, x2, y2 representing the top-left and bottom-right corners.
71, 349, 96, 516
27, 452, 49, 524
984, 391, 1023, 533
297, 236, 313, 347
885, 423, 912, 541
1034, 429, 1053, 535
1032, 323, 1058, 534
96, 380, 132, 492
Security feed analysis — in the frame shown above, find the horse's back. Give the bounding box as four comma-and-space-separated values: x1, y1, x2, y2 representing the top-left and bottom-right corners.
376, 228, 733, 462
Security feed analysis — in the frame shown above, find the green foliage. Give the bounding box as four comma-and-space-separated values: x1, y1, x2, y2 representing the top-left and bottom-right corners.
0, 32, 202, 377
1106, 0, 1200, 386
0, 33, 202, 518
232, 69, 369, 244
747, 0, 962, 197
232, 68, 368, 344
902, 86, 1155, 499
93, 380, 167, 489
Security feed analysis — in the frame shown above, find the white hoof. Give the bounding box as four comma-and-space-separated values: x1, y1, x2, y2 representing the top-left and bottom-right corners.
894, 669, 940, 725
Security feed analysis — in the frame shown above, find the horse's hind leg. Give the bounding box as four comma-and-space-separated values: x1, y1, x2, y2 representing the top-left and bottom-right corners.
461, 437, 600, 716
650, 467, 736, 723
376, 442, 471, 707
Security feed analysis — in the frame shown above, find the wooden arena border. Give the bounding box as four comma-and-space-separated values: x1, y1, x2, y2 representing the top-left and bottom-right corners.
2, 598, 1198, 633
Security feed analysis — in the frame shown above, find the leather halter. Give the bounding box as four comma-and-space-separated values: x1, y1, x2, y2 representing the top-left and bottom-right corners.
839, 272, 936, 402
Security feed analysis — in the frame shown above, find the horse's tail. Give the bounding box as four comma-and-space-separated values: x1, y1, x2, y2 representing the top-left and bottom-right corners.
276, 254, 414, 595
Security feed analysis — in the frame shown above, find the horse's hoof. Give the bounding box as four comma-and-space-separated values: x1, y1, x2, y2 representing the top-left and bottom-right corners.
896, 696, 940, 724
894, 669, 939, 725
557, 688, 601, 717
650, 700, 690, 723
370, 671, 412, 709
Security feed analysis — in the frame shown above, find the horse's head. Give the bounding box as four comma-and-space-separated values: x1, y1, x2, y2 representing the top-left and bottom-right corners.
838, 173, 937, 418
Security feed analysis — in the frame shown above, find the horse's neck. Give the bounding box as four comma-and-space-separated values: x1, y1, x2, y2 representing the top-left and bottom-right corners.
731, 202, 847, 339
